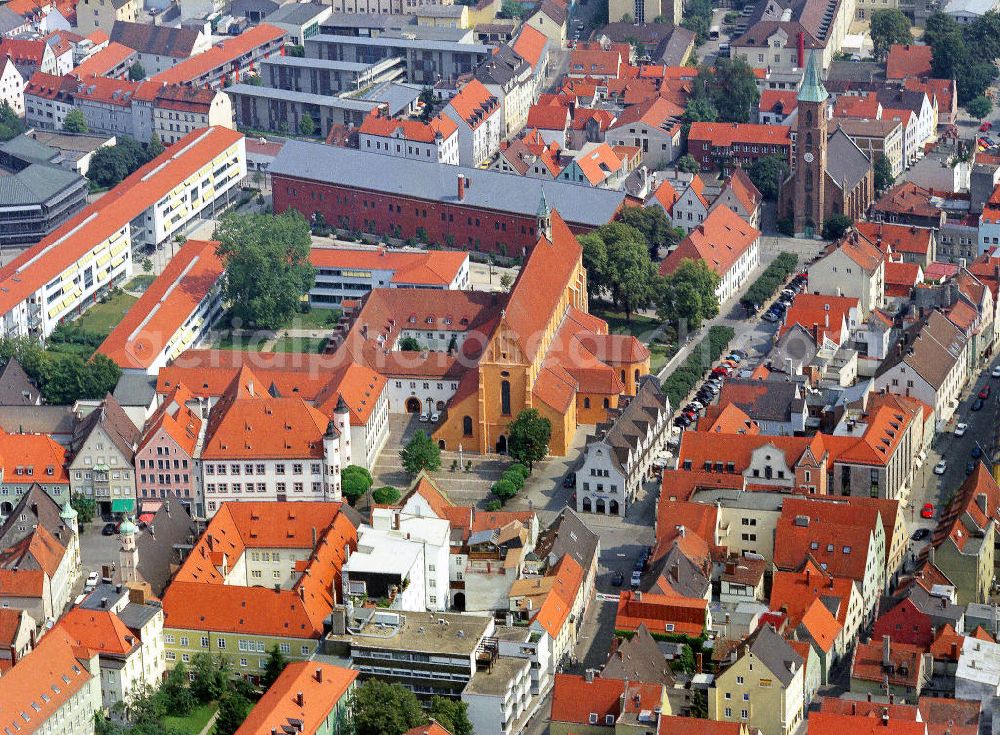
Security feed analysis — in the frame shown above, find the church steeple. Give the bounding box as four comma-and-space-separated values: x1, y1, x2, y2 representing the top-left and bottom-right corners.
798, 51, 828, 104
536, 188, 552, 241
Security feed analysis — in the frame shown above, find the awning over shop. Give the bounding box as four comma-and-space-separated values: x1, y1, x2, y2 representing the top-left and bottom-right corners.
111, 498, 135, 514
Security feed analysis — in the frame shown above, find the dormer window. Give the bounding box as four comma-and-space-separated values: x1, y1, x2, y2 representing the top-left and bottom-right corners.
589, 714, 598, 724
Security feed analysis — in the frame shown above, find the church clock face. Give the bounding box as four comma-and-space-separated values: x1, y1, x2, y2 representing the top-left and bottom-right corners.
803, 152, 814, 163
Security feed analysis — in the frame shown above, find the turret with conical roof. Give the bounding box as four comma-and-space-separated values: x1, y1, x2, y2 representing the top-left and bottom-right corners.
798, 51, 828, 104
536, 188, 552, 241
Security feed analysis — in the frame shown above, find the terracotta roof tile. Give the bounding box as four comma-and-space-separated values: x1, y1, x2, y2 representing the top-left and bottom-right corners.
148, 24, 285, 86
234, 662, 357, 735
526, 103, 569, 131
512, 25, 547, 69
447, 79, 499, 131
851, 637, 924, 688
887, 43, 933, 80
779, 293, 860, 345
659, 205, 759, 278
359, 109, 457, 144
687, 121, 792, 148
57, 608, 136, 655
615, 589, 707, 637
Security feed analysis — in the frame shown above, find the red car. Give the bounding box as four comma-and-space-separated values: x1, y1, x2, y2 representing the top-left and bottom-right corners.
920, 502, 935, 519
981, 121, 993, 132
980, 385, 991, 400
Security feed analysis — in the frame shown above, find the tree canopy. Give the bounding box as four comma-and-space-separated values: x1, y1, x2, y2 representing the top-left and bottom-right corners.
429, 698, 474, 735
925, 11, 999, 105
371, 486, 402, 504
400, 430, 442, 476
617, 206, 682, 255
967, 95, 993, 120
341, 465, 373, 503
88, 136, 160, 188
869, 9, 912, 60
579, 222, 658, 321
0, 102, 25, 141
874, 154, 894, 194
822, 214, 853, 241
747, 155, 789, 201
656, 258, 721, 330
215, 210, 316, 330
128, 60, 146, 80
676, 154, 700, 174
352, 680, 425, 735
690, 58, 760, 123
507, 408, 551, 469
63, 109, 89, 134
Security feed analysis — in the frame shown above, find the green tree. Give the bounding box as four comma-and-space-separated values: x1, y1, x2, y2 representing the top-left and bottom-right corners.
214, 691, 253, 735
963, 10, 1000, 64
298, 113, 316, 137
589, 222, 657, 320
677, 154, 700, 174
747, 155, 789, 201
429, 697, 474, 735
0, 101, 25, 141
656, 258, 721, 329
83, 354, 122, 399
507, 408, 551, 470
352, 680, 425, 735
874, 153, 894, 193
869, 9, 912, 60
579, 232, 608, 299
491, 479, 517, 504
691, 58, 759, 123
418, 87, 435, 122
215, 210, 316, 330
287, 44, 305, 57
499, 272, 514, 291
160, 662, 195, 716
71, 492, 96, 524
189, 653, 229, 703
341, 465, 373, 503
128, 60, 146, 80
146, 132, 165, 160
398, 336, 421, 351
617, 206, 680, 254
822, 214, 853, 240
501, 0, 525, 17
967, 94, 993, 120
372, 486, 402, 504
63, 109, 89, 133
400, 430, 441, 476
142, 257, 153, 274
683, 97, 718, 123
260, 645, 289, 690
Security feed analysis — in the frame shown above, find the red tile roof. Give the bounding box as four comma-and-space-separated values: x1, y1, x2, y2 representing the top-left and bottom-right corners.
512, 24, 547, 69
0, 38, 47, 66
551, 673, 624, 724
887, 43, 933, 80
770, 557, 856, 633
139, 383, 202, 457
851, 637, 925, 688
569, 48, 623, 78
615, 589, 707, 637
71, 41, 135, 79
774, 498, 883, 582
930, 463, 1000, 555
149, 24, 285, 86
234, 662, 357, 735
833, 92, 882, 120
0, 429, 69, 485
808, 711, 926, 735
0, 627, 96, 735
648, 179, 679, 212
918, 697, 980, 735
778, 293, 860, 345
57, 608, 136, 655
526, 102, 570, 131
447, 79, 499, 130
359, 108, 457, 143
0, 524, 67, 578
759, 89, 798, 116
98, 239, 224, 370
164, 502, 356, 638
309, 247, 466, 287
659, 205, 759, 279
885, 260, 922, 298
856, 221, 933, 257
610, 97, 684, 130
687, 121, 792, 148
720, 168, 761, 216
0, 127, 242, 321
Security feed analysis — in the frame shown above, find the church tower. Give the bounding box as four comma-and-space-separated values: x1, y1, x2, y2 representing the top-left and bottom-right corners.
794, 52, 829, 237
118, 517, 139, 584
536, 189, 552, 241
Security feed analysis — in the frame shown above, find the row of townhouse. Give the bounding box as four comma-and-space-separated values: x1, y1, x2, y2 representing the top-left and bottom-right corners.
0, 126, 245, 342
24, 71, 235, 144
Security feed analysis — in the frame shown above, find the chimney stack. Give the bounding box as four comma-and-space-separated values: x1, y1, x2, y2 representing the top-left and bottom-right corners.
457, 174, 466, 201
315, 667, 323, 683
882, 635, 891, 668
296, 691, 304, 707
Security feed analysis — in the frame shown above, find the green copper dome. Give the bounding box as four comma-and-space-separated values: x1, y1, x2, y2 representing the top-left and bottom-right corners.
798, 51, 828, 104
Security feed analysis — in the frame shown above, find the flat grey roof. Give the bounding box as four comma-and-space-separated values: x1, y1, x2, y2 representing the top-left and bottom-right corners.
328, 610, 491, 656
28, 130, 114, 155
307, 33, 490, 54
261, 55, 374, 73
464, 657, 530, 696
271, 140, 627, 227
266, 2, 329, 24
357, 81, 422, 116
226, 84, 379, 111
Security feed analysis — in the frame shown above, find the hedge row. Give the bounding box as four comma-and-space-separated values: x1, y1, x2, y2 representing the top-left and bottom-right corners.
662, 325, 736, 407
739, 252, 799, 311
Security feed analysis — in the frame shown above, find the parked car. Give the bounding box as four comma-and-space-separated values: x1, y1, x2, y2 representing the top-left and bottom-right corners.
630, 570, 642, 588
673, 415, 691, 428
612, 571, 624, 586
981, 121, 993, 132
921, 502, 935, 519
911, 528, 929, 541
730, 349, 747, 359
933, 460, 947, 475
430, 411, 440, 422
980, 385, 991, 400
992, 365, 1000, 378
955, 422, 969, 437
562, 473, 576, 488
419, 410, 430, 422
762, 311, 780, 322
101, 523, 117, 536
973, 398, 985, 411
85, 571, 100, 591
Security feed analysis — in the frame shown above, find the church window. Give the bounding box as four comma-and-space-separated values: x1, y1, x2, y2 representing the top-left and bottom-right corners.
500, 380, 511, 416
